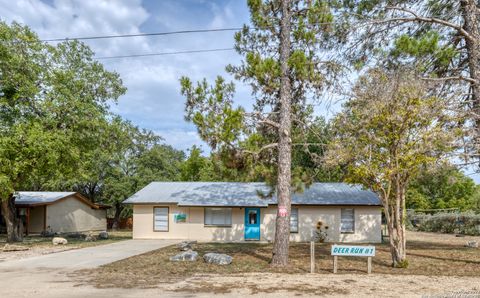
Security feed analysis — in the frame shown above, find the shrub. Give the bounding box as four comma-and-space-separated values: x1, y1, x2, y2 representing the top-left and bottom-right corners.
407, 211, 480, 236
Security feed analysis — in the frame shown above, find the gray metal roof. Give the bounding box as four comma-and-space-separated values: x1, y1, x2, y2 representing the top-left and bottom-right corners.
15, 192, 76, 205
123, 182, 381, 207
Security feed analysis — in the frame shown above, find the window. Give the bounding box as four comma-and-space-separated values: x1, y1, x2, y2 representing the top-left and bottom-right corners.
153, 207, 169, 231
205, 208, 232, 226
341, 208, 355, 233
290, 208, 299, 233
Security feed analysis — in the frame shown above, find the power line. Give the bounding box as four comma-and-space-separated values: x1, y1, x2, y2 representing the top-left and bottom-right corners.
95, 47, 235, 60
41, 28, 243, 42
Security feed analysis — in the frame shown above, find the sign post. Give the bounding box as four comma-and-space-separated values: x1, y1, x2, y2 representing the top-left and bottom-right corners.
331, 244, 375, 274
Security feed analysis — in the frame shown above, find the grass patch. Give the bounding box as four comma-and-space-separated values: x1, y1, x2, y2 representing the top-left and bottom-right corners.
80, 234, 480, 290
0, 230, 132, 249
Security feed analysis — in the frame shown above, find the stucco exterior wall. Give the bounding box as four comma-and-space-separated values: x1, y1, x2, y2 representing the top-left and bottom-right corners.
28, 206, 45, 233
132, 204, 382, 243
46, 197, 107, 233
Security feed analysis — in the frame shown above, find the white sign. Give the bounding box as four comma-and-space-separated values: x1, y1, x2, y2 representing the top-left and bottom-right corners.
278, 206, 288, 217
331, 245, 375, 257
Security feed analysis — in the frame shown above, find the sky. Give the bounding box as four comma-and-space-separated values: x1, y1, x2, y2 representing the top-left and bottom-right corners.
2, 0, 479, 182
0, 0, 256, 152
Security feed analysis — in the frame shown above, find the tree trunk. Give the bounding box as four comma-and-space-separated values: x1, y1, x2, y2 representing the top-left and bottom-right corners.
460, 0, 480, 153
385, 183, 407, 268
111, 202, 124, 230
1, 194, 24, 242
271, 0, 292, 267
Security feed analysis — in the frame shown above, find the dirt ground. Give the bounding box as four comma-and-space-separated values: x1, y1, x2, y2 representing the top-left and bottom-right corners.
79, 230, 480, 290
3, 269, 477, 298
0, 231, 479, 297
0, 230, 132, 262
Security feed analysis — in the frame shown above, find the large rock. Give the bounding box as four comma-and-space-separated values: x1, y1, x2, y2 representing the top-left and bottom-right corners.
176, 240, 197, 251
169, 250, 198, 262
203, 253, 232, 265
466, 241, 478, 248
84, 232, 97, 242
98, 231, 109, 240
52, 237, 68, 245
65, 232, 86, 239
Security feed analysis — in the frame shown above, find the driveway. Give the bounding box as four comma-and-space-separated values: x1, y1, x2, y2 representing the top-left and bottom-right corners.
0, 239, 179, 270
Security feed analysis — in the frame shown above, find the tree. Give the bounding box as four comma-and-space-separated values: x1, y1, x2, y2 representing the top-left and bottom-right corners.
338, 0, 480, 161
325, 68, 460, 267
72, 118, 185, 229
0, 22, 126, 241
180, 0, 340, 266
407, 163, 480, 211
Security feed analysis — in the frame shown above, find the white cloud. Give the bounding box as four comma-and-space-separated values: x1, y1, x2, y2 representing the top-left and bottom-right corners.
0, 0, 252, 152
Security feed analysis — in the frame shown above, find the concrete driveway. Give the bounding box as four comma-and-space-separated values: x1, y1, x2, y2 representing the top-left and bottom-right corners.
0, 239, 179, 270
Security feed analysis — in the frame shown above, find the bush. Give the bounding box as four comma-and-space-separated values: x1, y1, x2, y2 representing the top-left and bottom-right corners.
407, 211, 480, 236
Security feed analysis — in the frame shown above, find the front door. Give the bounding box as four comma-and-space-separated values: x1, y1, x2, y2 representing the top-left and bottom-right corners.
245, 208, 260, 240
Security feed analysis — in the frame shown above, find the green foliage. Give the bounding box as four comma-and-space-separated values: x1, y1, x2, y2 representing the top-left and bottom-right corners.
407, 164, 480, 211
0, 21, 125, 201
326, 68, 459, 197
409, 212, 480, 235
181, 0, 342, 187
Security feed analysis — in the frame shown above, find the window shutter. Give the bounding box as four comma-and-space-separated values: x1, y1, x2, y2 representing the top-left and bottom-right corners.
341, 208, 355, 233
154, 207, 169, 231
290, 208, 299, 232
205, 208, 232, 226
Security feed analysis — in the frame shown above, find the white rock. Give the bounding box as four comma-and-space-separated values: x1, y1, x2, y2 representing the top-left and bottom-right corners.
52, 237, 68, 245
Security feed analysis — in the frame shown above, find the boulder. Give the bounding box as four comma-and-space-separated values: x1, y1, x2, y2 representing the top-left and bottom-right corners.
203, 253, 232, 265
2, 244, 29, 252
84, 232, 97, 242
65, 232, 86, 239
40, 230, 56, 237
169, 250, 198, 262
176, 240, 197, 251
52, 237, 68, 245
98, 231, 109, 240
466, 241, 478, 248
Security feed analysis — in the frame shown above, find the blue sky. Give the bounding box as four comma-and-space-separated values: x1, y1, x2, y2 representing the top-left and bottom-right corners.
2, 0, 479, 182
0, 0, 254, 152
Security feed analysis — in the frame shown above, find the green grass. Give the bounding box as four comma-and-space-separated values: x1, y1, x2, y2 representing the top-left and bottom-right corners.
0, 230, 132, 249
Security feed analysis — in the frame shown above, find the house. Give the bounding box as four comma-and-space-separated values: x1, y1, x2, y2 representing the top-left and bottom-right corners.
124, 182, 382, 243
13, 192, 109, 234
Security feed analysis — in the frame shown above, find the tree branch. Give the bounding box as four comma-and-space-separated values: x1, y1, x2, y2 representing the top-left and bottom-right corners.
421, 76, 478, 84
243, 143, 278, 155
381, 6, 475, 42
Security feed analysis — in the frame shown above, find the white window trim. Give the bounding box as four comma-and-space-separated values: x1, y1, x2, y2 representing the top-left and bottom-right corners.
153, 206, 169, 232
340, 208, 355, 234
204, 207, 232, 227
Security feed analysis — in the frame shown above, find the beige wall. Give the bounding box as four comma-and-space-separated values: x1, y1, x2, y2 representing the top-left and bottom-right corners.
46, 197, 107, 233
28, 206, 45, 233
132, 204, 382, 243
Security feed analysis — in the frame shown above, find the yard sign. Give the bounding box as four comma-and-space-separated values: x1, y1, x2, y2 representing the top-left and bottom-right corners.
331, 245, 375, 274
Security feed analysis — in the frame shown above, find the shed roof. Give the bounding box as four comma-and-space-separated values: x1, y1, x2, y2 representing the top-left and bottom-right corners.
123, 182, 381, 207
15, 192, 109, 209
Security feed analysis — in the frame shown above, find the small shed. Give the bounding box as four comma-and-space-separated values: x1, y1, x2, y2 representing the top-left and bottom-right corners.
14, 192, 109, 235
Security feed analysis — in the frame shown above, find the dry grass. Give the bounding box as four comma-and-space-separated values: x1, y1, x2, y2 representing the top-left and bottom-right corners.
80, 231, 480, 291
0, 230, 132, 261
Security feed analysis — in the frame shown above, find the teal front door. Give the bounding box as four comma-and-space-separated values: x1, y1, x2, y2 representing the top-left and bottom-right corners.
245, 208, 260, 240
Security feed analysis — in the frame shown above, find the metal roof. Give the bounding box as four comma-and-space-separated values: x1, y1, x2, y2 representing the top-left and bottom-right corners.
123, 182, 381, 207
15, 192, 77, 205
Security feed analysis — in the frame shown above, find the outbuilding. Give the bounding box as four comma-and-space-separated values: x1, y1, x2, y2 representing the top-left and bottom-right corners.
124, 182, 382, 243
14, 192, 109, 234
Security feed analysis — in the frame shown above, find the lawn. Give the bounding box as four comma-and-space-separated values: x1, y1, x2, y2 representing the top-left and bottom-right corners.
81, 231, 480, 289
0, 230, 132, 261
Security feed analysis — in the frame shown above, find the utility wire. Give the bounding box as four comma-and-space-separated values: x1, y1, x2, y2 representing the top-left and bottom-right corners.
41, 28, 243, 42
95, 47, 235, 59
